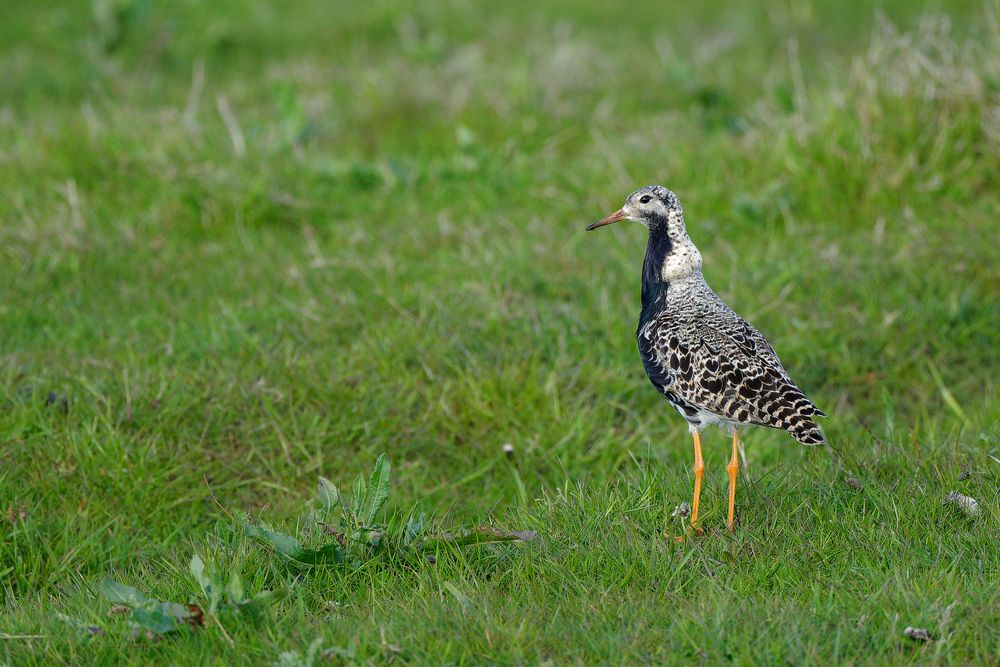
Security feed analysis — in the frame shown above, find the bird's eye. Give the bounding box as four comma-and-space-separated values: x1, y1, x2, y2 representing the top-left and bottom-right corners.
639, 195, 652, 204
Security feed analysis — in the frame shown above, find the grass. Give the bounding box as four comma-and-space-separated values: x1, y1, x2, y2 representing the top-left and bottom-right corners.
1, 0, 998, 663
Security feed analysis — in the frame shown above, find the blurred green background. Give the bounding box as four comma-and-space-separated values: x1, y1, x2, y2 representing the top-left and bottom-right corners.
1, 0, 998, 663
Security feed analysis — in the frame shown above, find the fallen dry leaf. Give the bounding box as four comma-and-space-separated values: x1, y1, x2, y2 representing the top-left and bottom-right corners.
184, 603, 205, 628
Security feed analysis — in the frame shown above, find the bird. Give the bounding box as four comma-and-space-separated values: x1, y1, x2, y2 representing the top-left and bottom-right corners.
586, 185, 826, 533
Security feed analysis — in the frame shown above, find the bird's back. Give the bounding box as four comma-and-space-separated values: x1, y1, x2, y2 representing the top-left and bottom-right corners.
638, 277, 826, 445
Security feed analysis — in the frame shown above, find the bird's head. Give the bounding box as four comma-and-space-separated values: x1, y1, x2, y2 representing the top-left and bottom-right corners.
585, 185, 683, 232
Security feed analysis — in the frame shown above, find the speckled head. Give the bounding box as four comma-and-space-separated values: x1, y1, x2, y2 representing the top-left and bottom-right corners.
585, 185, 683, 232
587, 186, 702, 288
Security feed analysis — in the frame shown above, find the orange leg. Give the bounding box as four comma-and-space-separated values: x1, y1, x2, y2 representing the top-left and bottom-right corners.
691, 430, 704, 530
727, 430, 739, 531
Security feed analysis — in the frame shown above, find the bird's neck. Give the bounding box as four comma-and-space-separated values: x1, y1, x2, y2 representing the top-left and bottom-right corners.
640, 225, 702, 323
640, 228, 673, 324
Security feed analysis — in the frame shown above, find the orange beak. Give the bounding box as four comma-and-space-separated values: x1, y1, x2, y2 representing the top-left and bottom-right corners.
585, 208, 628, 231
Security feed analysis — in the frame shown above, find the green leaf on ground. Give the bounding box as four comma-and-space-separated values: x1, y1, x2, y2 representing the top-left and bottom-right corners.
350, 473, 367, 521
244, 524, 347, 565
365, 454, 391, 525
99, 578, 194, 636
100, 578, 149, 607
317, 477, 340, 511
189, 555, 223, 614
225, 570, 245, 604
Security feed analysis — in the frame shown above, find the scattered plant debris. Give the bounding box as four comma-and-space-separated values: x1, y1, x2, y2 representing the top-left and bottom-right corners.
184, 604, 205, 628
945, 491, 979, 516
5, 505, 28, 525
904, 626, 932, 642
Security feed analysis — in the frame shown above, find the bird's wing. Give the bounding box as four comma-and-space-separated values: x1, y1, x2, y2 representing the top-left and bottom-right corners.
640, 301, 825, 434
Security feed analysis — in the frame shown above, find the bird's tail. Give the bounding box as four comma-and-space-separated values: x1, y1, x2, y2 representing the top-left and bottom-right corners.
789, 415, 826, 446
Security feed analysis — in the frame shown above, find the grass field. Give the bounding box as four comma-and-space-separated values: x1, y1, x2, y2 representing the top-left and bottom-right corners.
2, 0, 999, 664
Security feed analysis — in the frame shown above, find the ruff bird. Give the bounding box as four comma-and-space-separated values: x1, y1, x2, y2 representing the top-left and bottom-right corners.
586, 185, 826, 532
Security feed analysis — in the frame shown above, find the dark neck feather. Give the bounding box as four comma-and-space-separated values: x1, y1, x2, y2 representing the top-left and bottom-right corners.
639, 224, 672, 326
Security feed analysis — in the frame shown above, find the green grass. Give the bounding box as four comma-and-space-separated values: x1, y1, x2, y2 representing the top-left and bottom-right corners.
2, 0, 999, 663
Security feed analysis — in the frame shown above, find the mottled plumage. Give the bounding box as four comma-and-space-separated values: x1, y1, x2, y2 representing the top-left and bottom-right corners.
587, 185, 828, 532
638, 279, 826, 444
587, 185, 825, 531
590, 185, 826, 444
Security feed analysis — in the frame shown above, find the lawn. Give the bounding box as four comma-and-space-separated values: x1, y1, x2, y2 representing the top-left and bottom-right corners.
1, 0, 998, 664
